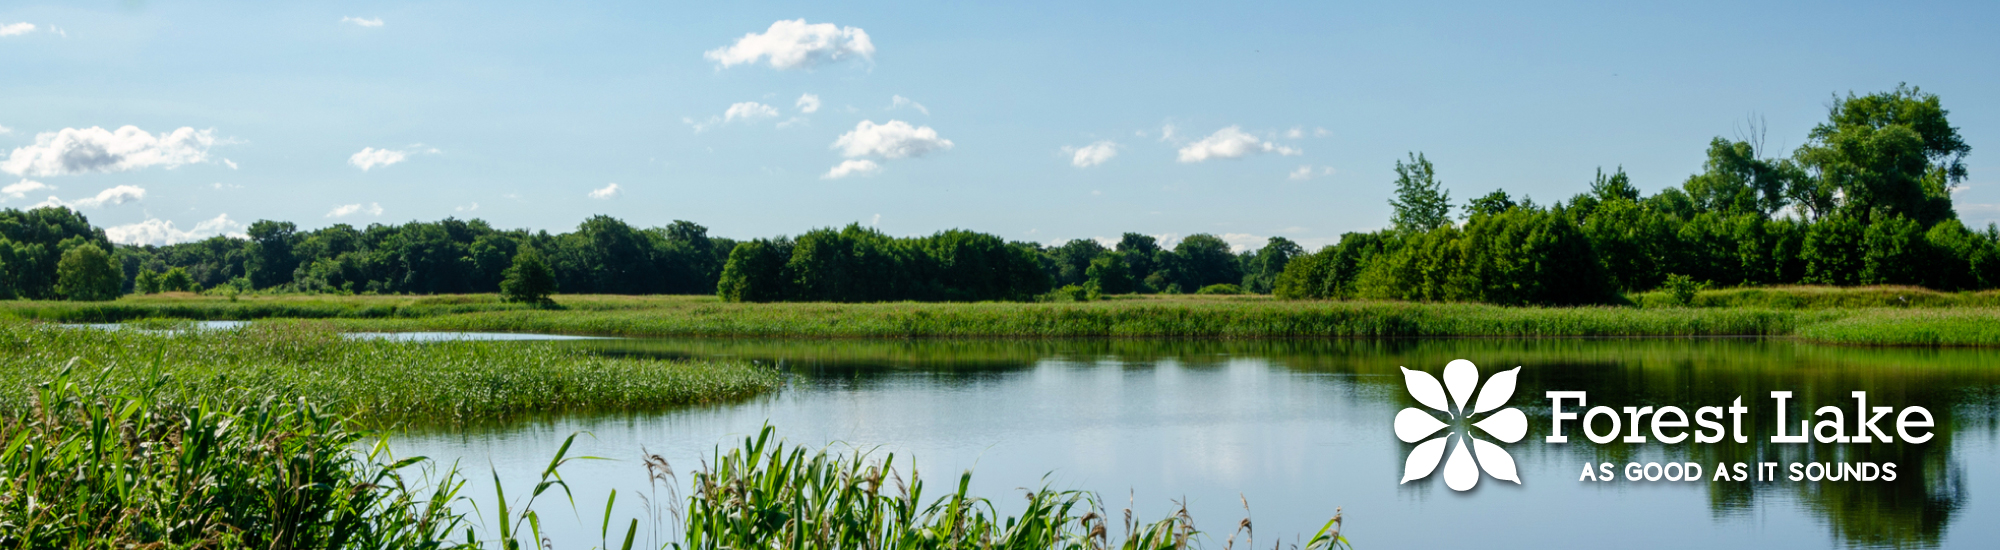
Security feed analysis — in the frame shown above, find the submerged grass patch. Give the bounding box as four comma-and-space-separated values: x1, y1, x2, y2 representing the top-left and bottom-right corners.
0, 320, 782, 426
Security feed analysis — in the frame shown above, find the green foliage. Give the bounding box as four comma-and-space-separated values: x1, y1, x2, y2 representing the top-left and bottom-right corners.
1240, 236, 1303, 294
1683, 139, 1795, 217
0, 370, 470, 548
1803, 214, 1866, 285
245, 219, 299, 289
500, 246, 558, 306
1464, 189, 1518, 218
718, 224, 1048, 303
1795, 83, 1968, 225
1195, 283, 1243, 295
1172, 233, 1242, 290
56, 242, 122, 301
1389, 152, 1452, 232
1862, 215, 1925, 285
160, 266, 195, 292
1086, 251, 1135, 295
135, 268, 161, 294
1661, 273, 1710, 307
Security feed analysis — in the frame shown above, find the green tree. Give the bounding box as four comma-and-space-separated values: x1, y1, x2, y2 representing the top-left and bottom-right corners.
1115, 233, 1161, 289
1389, 152, 1452, 232
1589, 166, 1641, 202
716, 239, 793, 302
500, 246, 558, 306
56, 243, 122, 301
244, 220, 299, 289
1683, 139, 1793, 217
1464, 189, 1517, 219
1861, 215, 1925, 285
1241, 237, 1304, 294
1803, 214, 1866, 285
160, 267, 194, 292
1085, 252, 1135, 295
1172, 234, 1242, 290
1795, 84, 1968, 225
135, 269, 161, 294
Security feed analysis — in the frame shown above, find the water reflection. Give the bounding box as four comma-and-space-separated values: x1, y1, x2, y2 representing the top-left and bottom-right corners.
400, 337, 2000, 549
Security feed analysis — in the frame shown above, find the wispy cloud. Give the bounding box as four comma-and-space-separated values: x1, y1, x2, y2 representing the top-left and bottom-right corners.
326, 202, 384, 218
822, 159, 881, 179
889, 95, 929, 116
1289, 165, 1336, 180
796, 93, 822, 114
1063, 141, 1119, 168
105, 214, 247, 246
588, 183, 622, 199
0, 22, 35, 37
71, 185, 146, 207
1176, 126, 1301, 163
341, 17, 384, 28
2, 179, 52, 200
348, 145, 438, 171
705, 20, 874, 70
2, 126, 217, 177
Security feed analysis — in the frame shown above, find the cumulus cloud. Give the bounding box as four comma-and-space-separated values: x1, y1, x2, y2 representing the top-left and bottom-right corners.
1176, 126, 1301, 163
2, 126, 217, 177
705, 19, 874, 70
0, 22, 34, 37
106, 214, 247, 246
71, 185, 146, 208
341, 17, 384, 27
833, 120, 953, 160
1289, 165, 1336, 181
797, 93, 822, 114
1064, 141, 1119, 168
1220, 233, 1268, 253
588, 183, 622, 199
2, 179, 52, 200
724, 102, 780, 122
326, 202, 384, 218
889, 95, 929, 115
821, 159, 881, 179
348, 147, 407, 171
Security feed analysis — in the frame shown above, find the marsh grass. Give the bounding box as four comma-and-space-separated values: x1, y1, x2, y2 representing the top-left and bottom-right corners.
0, 320, 782, 426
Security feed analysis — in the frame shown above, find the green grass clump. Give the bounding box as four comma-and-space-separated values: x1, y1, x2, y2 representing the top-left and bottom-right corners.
1626, 285, 2000, 309
678, 426, 1350, 550
1, 371, 470, 548
1795, 308, 2000, 346
0, 320, 782, 426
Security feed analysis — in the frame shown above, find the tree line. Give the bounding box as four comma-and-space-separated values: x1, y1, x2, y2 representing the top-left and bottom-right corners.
0, 85, 1988, 306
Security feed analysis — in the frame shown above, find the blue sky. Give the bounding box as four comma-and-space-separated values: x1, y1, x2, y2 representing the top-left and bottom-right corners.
4, 0, 1998, 250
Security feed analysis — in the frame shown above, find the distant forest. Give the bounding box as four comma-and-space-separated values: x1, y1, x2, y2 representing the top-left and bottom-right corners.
1, 85, 1993, 305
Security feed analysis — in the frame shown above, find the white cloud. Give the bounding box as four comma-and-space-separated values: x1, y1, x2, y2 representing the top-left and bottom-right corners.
1176, 126, 1301, 163
222, 158, 238, 170
776, 117, 810, 129
870, 213, 881, 226
326, 202, 383, 218
724, 102, 780, 123
1285, 126, 1305, 139
705, 19, 874, 70
1159, 124, 1177, 142
1314, 127, 1331, 137
341, 17, 384, 28
0, 22, 34, 37
456, 202, 479, 212
348, 147, 407, 171
71, 185, 146, 208
1220, 233, 1267, 253
833, 120, 953, 160
1064, 141, 1119, 168
210, 182, 243, 190
2, 179, 52, 200
822, 159, 881, 179
796, 93, 822, 113
1289, 165, 1336, 180
889, 95, 929, 115
106, 214, 247, 246
2, 126, 216, 177
588, 183, 622, 199
0, 124, 11, 134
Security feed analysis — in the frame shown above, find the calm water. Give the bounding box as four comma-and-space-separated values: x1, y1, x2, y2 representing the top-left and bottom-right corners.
392, 338, 2000, 549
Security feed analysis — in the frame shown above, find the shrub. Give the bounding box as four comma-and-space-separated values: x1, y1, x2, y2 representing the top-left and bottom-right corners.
56, 243, 121, 301
1196, 283, 1244, 295
1661, 273, 1710, 307
500, 246, 558, 306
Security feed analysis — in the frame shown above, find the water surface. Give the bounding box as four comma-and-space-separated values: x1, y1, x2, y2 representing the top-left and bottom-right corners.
393, 338, 2000, 549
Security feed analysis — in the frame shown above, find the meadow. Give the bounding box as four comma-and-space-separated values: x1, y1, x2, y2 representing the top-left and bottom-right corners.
9, 287, 2000, 345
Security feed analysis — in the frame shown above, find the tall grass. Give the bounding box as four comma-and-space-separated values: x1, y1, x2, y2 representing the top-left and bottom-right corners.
3, 373, 1349, 549
1, 367, 471, 548
0, 320, 782, 426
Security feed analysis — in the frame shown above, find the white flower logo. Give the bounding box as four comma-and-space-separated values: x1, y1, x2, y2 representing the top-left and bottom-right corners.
1395, 359, 1528, 491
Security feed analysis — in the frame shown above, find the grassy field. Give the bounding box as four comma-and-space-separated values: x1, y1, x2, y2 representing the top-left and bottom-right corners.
0, 320, 782, 426
6, 287, 2000, 345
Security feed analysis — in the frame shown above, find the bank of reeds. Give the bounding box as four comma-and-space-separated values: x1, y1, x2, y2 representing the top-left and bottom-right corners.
2, 375, 1348, 550
0, 320, 781, 426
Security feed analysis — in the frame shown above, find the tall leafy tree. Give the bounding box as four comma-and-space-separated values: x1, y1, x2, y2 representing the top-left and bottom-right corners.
1389, 152, 1451, 233
500, 246, 558, 306
57, 243, 122, 301
1795, 84, 1969, 225
245, 220, 299, 289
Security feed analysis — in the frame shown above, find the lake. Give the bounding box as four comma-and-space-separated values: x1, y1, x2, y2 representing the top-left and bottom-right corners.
391, 337, 2000, 549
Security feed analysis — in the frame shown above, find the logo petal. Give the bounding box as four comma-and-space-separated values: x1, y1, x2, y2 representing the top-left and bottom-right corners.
1400, 435, 1450, 484
1472, 407, 1528, 443
1471, 437, 1522, 484
1443, 359, 1479, 414
1444, 434, 1479, 491
1471, 366, 1520, 414
1394, 407, 1449, 443
1400, 367, 1451, 413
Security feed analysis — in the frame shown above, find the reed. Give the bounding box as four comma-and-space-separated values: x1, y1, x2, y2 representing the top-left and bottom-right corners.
0, 320, 782, 426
